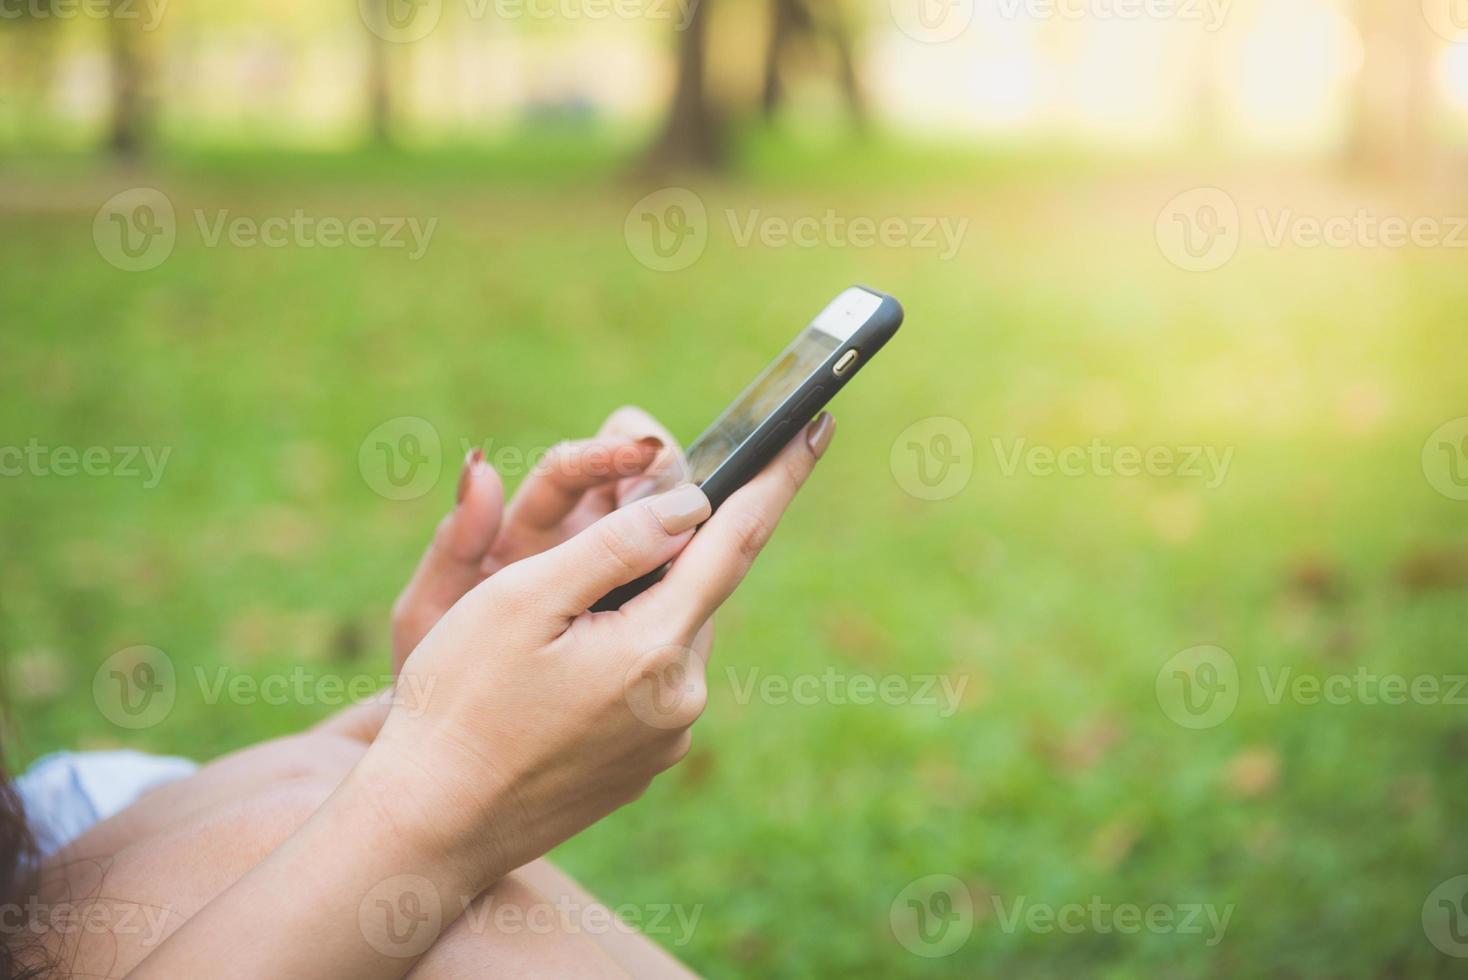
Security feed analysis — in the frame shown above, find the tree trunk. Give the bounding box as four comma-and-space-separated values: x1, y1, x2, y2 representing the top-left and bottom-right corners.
1345, 0, 1436, 177
106, 1, 147, 160
829, 15, 866, 131
643, 0, 726, 172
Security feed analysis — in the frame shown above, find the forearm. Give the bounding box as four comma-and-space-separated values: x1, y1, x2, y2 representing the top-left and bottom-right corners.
126, 750, 489, 979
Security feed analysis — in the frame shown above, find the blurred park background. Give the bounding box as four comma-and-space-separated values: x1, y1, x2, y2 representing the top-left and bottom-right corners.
3, 0, 1468, 976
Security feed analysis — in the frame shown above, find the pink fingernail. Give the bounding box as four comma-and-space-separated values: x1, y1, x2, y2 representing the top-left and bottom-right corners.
647, 483, 710, 535
457, 448, 483, 505
806, 413, 835, 458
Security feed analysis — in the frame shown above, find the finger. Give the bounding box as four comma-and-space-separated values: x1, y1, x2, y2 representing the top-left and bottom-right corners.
645, 412, 834, 631
594, 406, 688, 509
409, 449, 504, 595
392, 450, 505, 663
508, 483, 712, 621
503, 435, 664, 532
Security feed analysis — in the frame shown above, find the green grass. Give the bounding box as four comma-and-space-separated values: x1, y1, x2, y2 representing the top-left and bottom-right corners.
2, 139, 1467, 978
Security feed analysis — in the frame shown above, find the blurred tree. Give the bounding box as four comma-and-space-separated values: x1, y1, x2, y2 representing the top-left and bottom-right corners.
363, 1, 399, 146
104, 0, 153, 159
760, 0, 866, 129
644, 0, 870, 171
643, 0, 725, 170
1344, 0, 1434, 176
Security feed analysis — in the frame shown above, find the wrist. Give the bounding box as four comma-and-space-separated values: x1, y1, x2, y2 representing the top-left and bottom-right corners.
342, 740, 514, 896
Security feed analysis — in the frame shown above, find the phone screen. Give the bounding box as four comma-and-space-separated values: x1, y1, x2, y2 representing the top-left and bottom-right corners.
685, 325, 841, 485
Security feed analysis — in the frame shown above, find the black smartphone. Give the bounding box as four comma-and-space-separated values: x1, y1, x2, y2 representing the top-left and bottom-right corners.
591, 285, 903, 611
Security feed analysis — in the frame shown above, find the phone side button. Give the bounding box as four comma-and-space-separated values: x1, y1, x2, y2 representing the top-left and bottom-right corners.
833, 349, 859, 377
755, 421, 792, 457
794, 384, 827, 419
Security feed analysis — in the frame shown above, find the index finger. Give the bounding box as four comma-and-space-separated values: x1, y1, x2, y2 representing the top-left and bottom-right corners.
503, 434, 663, 531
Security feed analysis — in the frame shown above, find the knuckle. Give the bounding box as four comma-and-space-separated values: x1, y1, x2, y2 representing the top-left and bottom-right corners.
595, 520, 644, 577
678, 682, 708, 725
729, 508, 774, 561
666, 730, 694, 767
779, 445, 814, 488
540, 441, 578, 479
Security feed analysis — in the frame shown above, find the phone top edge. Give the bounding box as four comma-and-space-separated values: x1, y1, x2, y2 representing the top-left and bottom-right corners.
809, 286, 886, 342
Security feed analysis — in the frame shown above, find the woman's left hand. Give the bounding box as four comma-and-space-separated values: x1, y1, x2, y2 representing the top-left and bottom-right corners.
390, 406, 686, 673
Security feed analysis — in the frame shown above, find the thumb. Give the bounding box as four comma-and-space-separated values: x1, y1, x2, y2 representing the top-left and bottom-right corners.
507, 483, 710, 620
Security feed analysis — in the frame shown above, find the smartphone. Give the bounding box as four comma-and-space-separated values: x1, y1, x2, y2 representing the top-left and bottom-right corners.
591, 285, 904, 611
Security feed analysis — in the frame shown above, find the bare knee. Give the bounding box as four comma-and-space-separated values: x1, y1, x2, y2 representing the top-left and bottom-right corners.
407, 873, 626, 979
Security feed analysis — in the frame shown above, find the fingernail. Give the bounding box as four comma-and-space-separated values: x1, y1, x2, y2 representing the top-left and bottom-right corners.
635, 435, 665, 453
647, 483, 710, 535
457, 448, 484, 505
806, 412, 835, 458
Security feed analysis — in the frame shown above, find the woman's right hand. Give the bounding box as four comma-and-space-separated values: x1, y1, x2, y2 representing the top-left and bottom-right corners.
359, 413, 836, 889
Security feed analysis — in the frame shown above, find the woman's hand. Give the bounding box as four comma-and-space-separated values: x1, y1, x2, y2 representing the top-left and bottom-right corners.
367, 414, 835, 888
133, 415, 833, 979
391, 406, 686, 673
